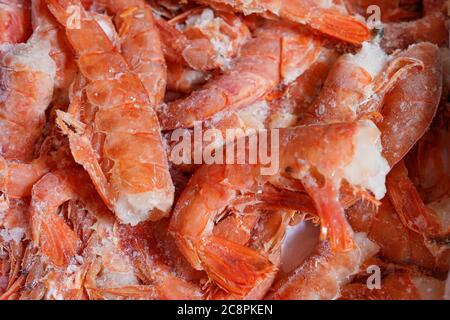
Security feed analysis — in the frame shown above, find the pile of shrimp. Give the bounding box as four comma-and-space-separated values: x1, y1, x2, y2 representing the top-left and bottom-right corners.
0, 0, 449, 300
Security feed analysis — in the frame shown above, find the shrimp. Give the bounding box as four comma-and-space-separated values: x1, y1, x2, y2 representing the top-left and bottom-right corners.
196, 0, 371, 45
170, 121, 390, 296
341, 270, 446, 300
93, 0, 167, 106
381, 6, 449, 53
30, 168, 109, 267
344, 0, 422, 22
379, 43, 442, 167
158, 21, 322, 130
0, 31, 56, 162
31, 0, 77, 103
406, 116, 450, 204
0, 0, 32, 45
299, 42, 424, 126
114, 221, 205, 300
47, 0, 174, 225
166, 63, 207, 93
347, 197, 450, 273
161, 7, 251, 72
267, 232, 379, 299
387, 161, 449, 239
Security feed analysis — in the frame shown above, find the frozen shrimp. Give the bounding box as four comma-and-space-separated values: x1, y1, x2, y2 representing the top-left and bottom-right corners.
267, 232, 379, 300
196, 0, 371, 45
170, 121, 390, 295
158, 21, 322, 130
341, 269, 446, 300
0, 31, 56, 162
47, 0, 174, 225
0, 0, 32, 45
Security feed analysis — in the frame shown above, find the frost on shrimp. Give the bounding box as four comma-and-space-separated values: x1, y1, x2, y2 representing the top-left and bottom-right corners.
300, 41, 423, 125
0, 32, 56, 162
158, 21, 322, 130
197, 0, 371, 45
169, 120, 390, 296
0, 0, 32, 45
267, 232, 379, 300
48, 0, 174, 225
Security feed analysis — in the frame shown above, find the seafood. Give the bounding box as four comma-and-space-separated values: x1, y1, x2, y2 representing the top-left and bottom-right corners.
267, 233, 379, 299
47, 0, 175, 225
0, 31, 56, 162
93, 0, 167, 106
170, 121, 390, 295
299, 42, 424, 125
0, 0, 448, 301
0, 0, 32, 45
341, 269, 446, 300
158, 21, 322, 129
32, 0, 77, 102
159, 7, 251, 71
344, 0, 422, 22
196, 0, 371, 44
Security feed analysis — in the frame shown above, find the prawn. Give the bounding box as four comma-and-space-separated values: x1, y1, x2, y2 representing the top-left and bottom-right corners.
379, 42, 442, 167
299, 42, 424, 126
387, 161, 449, 239
347, 196, 450, 273
0, 31, 56, 162
160, 7, 251, 72
0, 0, 32, 45
344, 0, 422, 22
31, 0, 77, 103
93, 0, 167, 106
47, 0, 174, 225
381, 1, 449, 54
341, 269, 446, 300
170, 121, 390, 296
196, 0, 371, 45
266, 232, 379, 299
158, 21, 322, 130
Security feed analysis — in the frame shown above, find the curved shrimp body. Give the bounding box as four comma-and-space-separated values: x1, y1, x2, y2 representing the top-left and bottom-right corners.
0, 33, 56, 162
197, 0, 371, 45
0, 0, 32, 45
31, 0, 77, 103
158, 22, 322, 130
95, 0, 167, 106
341, 270, 446, 300
170, 121, 390, 295
379, 42, 442, 167
299, 42, 423, 126
267, 232, 379, 300
47, 0, 174, 225
164, 7, 251, 72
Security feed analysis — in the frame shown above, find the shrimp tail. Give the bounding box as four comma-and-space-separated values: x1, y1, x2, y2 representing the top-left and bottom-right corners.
301, 176, 355, 252
199, 236, 276, 296
304, 9, 371, 45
